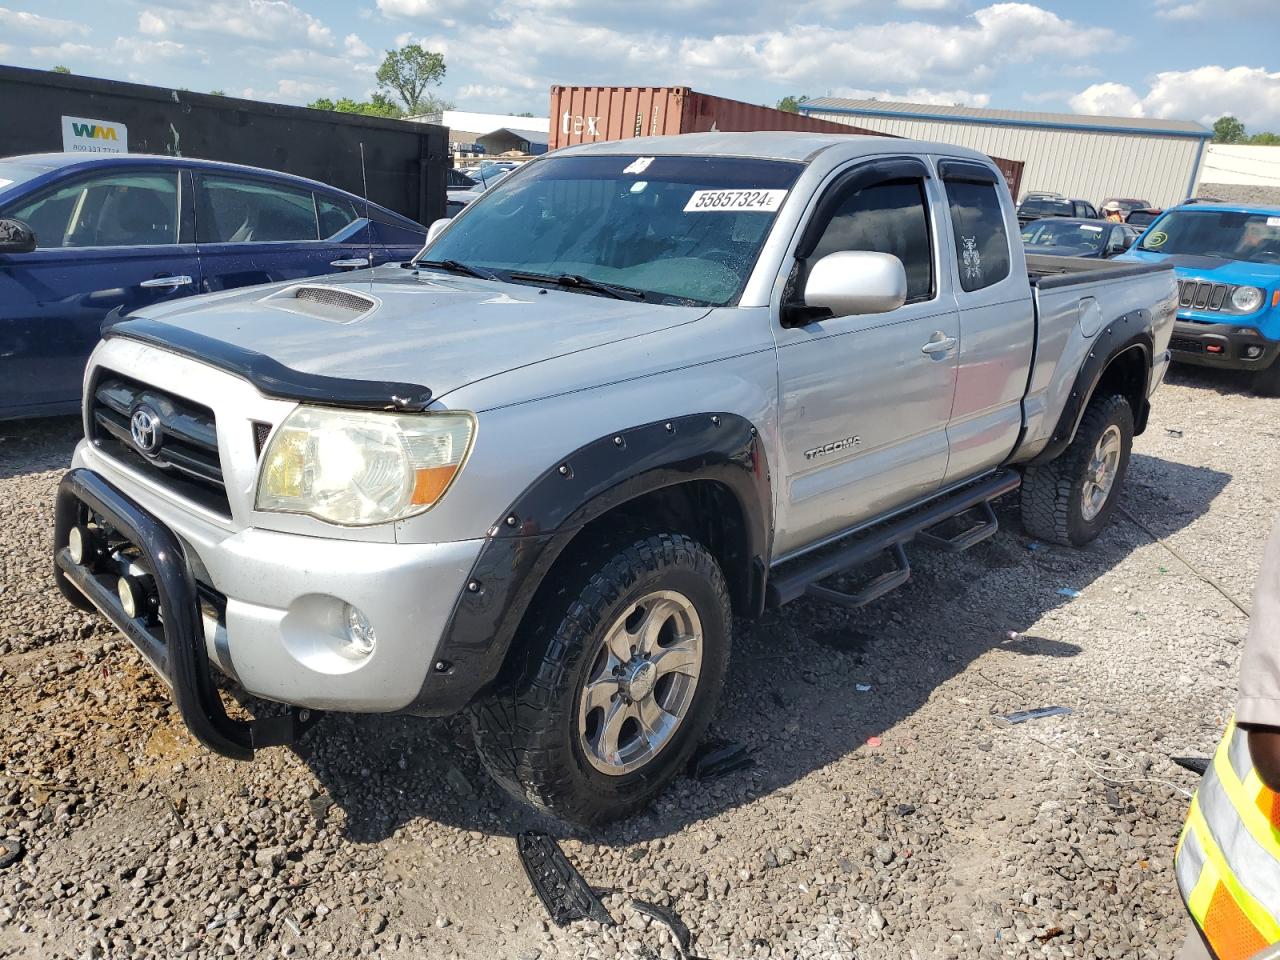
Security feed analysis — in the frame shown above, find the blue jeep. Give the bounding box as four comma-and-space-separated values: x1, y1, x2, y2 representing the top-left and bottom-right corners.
0, 154, 427, 420
1120, 203, 1280, 395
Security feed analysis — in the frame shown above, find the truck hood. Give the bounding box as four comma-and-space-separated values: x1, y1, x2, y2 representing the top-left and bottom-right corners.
126, 266, 711, 400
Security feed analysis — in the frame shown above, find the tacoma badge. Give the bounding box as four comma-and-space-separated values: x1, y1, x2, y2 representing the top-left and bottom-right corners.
804, 436, 861, 460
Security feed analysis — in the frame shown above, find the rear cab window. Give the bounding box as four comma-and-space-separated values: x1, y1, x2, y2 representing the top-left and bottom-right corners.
942, 170, 1011, 292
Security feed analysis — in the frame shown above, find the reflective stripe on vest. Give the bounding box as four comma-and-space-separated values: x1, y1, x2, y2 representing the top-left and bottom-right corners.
1176, 719, 1280, 960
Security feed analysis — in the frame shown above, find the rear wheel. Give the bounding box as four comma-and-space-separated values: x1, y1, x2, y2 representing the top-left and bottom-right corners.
469, 531, 731, 827
1020, 393, 1134, 547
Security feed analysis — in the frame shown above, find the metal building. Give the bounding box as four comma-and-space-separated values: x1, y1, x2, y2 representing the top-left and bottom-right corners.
800, 98, 1211, 208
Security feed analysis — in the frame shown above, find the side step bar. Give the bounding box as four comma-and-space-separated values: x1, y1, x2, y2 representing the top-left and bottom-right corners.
766, 470, 1021, 609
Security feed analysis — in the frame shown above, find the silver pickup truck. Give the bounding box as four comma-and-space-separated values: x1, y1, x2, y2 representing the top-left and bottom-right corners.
52, 133, 1176, 825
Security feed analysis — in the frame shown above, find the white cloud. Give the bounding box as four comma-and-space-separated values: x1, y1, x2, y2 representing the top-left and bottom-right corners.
138, 10, 167, 34
0, 6, 89, 36
831, 85, 991, 107
30, 36, 204, 67
1154, 1, 1205, 18
458, 84, 512, 99
241, 77, 336, 104
136, 0, 336, 49
1071, 66, 1280, 129
344, 33, 373, 58
1069, 81, 1144, 118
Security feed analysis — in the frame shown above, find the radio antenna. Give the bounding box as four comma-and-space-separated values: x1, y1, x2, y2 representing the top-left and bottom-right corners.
359, 142, 372, 281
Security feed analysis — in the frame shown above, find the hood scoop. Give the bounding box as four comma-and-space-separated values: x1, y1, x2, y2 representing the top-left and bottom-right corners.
265, 285, 377, 324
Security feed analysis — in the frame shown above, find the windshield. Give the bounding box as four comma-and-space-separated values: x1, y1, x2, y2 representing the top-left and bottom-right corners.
0, 160, 55, 201
422, 154, 803, 306
1021, 220, 1106, 253
1139, 209, 1280, 265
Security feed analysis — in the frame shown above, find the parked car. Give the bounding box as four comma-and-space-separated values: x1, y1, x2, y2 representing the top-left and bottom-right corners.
1120, 202, 1280, 395
1183, 196, 1223, 205
0, 153, 427, 420
50, 133, 1175, 825
1125, 207, 1164, 228
1016, 195, 1099, 226
1021, 218, 1142, 258
1098, 197, 1152, 218
447, 166, 516, 217
446, 168, 477, 189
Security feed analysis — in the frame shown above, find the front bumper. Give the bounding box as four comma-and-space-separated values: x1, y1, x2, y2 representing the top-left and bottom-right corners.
58, 453, 484, 722
1168, 319, 1280, 371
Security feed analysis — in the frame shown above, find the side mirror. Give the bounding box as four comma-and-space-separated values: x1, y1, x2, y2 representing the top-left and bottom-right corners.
0, 218, 35, 254
802, 251, 907, 319
425, 218, 450, 245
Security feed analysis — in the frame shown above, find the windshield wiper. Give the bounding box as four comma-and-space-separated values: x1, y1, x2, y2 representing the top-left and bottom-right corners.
413, 259, 499, 281
507, 271, 647, 302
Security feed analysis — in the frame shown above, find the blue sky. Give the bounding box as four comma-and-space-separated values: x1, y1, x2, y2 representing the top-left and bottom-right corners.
2, 0, 1279, 129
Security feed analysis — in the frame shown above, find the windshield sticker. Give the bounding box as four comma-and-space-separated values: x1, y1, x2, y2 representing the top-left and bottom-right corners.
961, 237, 983, 283
684, 189, 787, 213
1146, 231, 1169, 247
622, 157, 654, 175
1268, 217, 1280, 227
1080, 225, 1103, 232
629, 181, 648, 193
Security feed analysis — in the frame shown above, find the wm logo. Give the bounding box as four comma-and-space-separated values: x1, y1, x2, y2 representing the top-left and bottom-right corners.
70, 122, 118, 140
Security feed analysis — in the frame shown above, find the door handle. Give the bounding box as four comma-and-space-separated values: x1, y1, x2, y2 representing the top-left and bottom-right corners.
330, 257, 371, 268
139, 275, 193, 289
921, 333, 957, 355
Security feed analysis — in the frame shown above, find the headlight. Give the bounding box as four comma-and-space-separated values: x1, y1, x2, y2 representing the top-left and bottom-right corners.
256, 406, 474, 525
1231, 285, 1264, 313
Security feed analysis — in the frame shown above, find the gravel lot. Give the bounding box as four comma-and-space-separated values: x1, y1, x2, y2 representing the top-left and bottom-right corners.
1, 366, 1274, 960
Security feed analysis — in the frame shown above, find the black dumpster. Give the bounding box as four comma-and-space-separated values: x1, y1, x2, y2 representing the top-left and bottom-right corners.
0, 64, 448, 225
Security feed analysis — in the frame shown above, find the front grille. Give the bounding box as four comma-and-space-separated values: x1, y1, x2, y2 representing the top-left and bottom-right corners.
1169, 336, 1205, 354
89, 371, 231, 517
1177, 279, 1231, 312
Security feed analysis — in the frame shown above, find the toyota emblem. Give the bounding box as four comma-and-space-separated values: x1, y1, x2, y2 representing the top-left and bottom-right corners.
129, 406, 162, 455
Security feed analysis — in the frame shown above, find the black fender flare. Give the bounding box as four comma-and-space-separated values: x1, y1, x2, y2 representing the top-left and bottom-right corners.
1027, 309, 1154, 467
407, 412, 772, 715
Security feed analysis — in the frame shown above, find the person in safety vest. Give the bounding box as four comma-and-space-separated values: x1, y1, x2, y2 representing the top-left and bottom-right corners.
1176, 519, 1280, 960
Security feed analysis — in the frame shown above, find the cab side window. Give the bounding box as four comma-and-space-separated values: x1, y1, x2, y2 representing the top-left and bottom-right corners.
946, 180, 1011, 293
198, 175, 318, 243
809, 178, 935, 304
7, 172, 179, 248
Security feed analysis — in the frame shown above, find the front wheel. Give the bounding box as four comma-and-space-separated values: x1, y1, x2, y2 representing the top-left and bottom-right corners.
469, 532, 732, 827
1254, 359, 1280, 397
1020, 393, 1134, 547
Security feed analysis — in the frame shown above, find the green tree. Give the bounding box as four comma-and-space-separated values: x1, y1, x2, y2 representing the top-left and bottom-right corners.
51, 65, 70, 74
209, 89, 226, 96
776, 94, 809, 114
1249, 131, 1280, 145
306, 94, 403, 119
516, 111, 535, 118
376, 43, 446, 115
1213, 115, 1247, 143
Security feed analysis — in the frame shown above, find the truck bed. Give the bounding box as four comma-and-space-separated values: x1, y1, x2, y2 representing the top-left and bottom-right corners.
1026, 254, 1171, 289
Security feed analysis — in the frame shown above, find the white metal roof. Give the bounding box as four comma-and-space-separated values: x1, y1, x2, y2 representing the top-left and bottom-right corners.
802, 98, 1211, 138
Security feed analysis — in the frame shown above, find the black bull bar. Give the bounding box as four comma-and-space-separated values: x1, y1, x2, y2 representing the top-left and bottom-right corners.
53, 468, 318, 759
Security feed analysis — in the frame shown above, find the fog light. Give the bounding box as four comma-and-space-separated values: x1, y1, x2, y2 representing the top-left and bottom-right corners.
342, 604, 376, 659
68, 526, 86, 564
1246, 345, 1264, 359
118, 575, 141, 619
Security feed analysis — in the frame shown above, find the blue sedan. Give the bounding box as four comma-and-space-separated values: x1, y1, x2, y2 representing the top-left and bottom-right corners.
0, 153, 427, 419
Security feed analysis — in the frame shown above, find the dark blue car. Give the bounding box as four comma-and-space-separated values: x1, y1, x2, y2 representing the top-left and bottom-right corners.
0, 153, 427, 419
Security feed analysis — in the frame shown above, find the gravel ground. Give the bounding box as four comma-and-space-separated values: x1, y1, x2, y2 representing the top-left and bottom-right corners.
0, 366, 1274, 960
